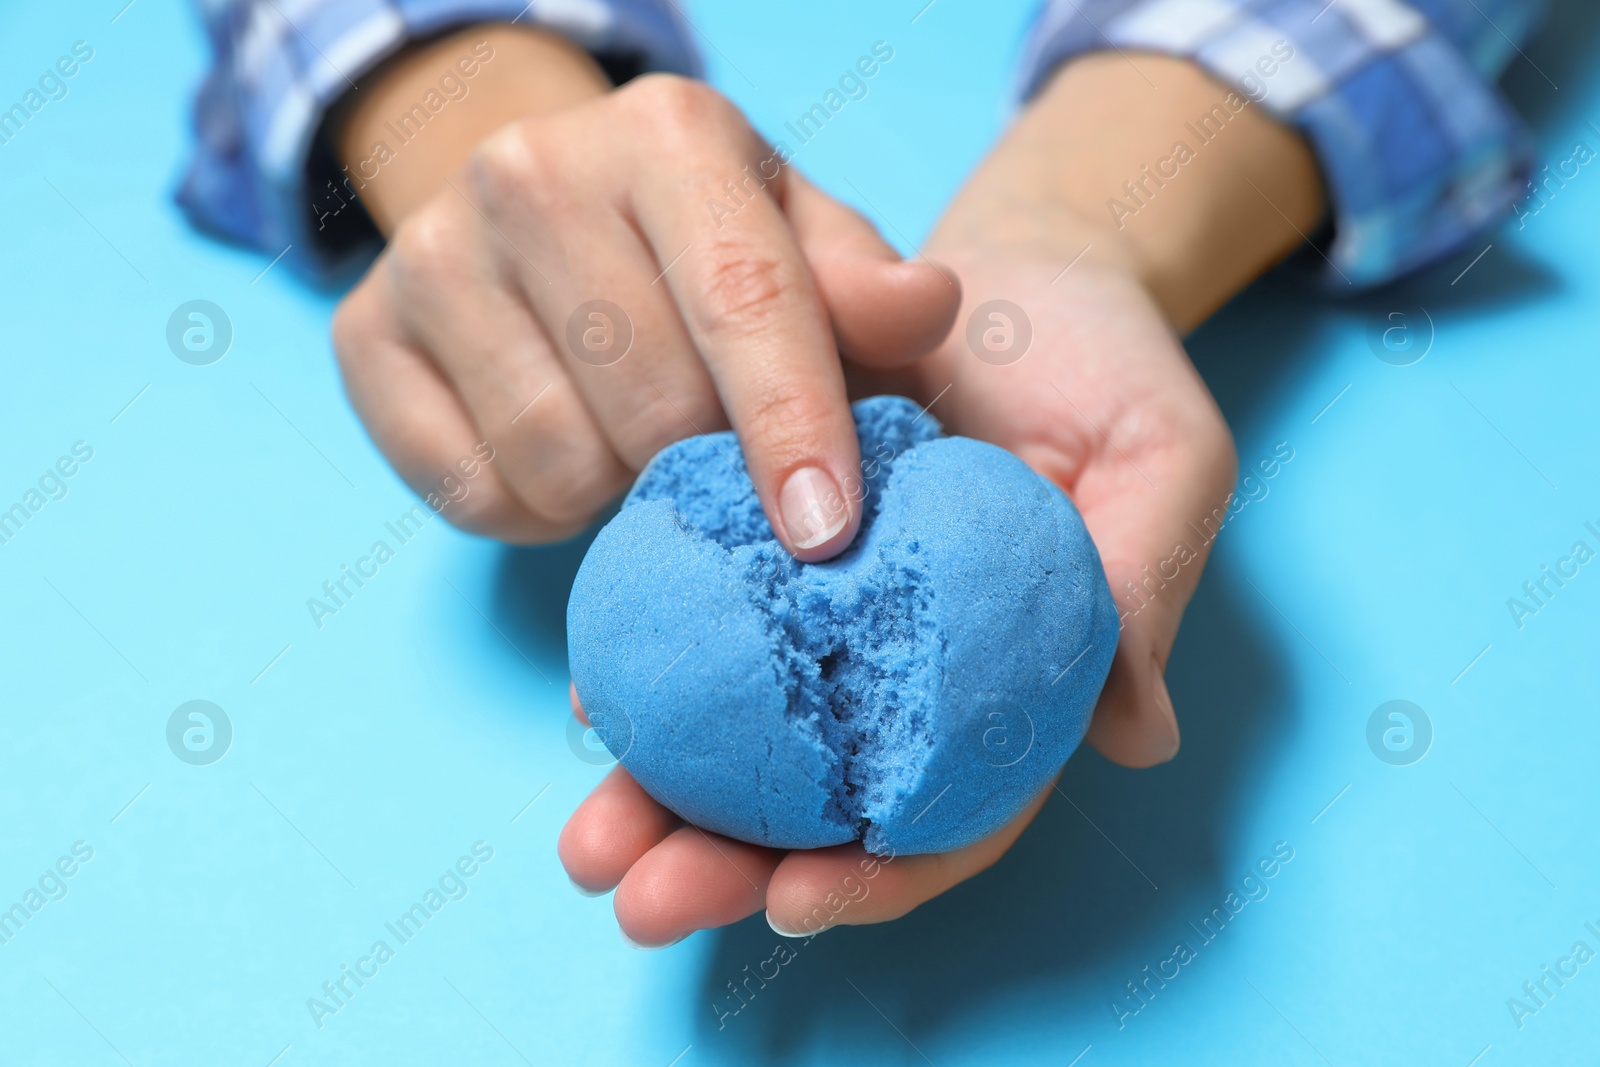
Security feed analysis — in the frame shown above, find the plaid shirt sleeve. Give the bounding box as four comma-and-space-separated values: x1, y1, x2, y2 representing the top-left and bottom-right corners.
178, 0, 701, 278
1016, 0, 1549, 287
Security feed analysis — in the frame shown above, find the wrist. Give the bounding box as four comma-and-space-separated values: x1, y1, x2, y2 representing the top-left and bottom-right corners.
932, 52, 1325, 332
334, 23, 610, 232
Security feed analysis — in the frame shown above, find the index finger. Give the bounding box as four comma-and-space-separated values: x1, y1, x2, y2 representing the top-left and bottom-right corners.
626, 95, 863, 561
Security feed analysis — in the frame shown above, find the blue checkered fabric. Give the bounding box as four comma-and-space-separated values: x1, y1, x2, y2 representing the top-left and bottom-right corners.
1016, 0, 1549, 287
180, 0, 1545, 288
177, 0, 700, 278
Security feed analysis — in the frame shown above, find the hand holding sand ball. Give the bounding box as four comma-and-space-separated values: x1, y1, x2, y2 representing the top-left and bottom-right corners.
323, 33, 1325, 942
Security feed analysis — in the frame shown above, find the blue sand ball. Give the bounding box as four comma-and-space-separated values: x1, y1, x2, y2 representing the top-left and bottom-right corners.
567, 396, 1118, 855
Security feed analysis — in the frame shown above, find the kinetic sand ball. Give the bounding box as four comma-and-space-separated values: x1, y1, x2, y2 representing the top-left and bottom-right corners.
567, 396, 1118, 855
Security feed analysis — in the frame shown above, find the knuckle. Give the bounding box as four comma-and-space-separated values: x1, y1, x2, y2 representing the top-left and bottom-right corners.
614, 392, 713, 468
735, 387, 831, 457
622, 74, 744, 152
470, 121, 566, 214
529, 468, 606, 530
695, 246, 801, 338
489, 385, 620, 529
329, 293, 366, 366
435, 482, 546, 543
330, 282, 386, 374
504, 436, 616, 530
387, 204, 465, 287
623, 73, 718, 125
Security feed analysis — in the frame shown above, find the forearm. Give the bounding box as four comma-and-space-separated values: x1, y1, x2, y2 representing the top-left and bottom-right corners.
932, 53, 1326, 333
334, 24, 612, 234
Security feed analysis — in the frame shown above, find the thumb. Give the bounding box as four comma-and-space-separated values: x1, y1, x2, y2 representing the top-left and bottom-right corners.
783, 172, 961, 369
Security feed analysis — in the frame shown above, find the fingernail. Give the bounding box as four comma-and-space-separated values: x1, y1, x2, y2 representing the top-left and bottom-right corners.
766, 911, 825, 939
780, 466, 849, 551
1149, 652, 1180, 760
621, 931, 685, 951
568, 877, 608, 898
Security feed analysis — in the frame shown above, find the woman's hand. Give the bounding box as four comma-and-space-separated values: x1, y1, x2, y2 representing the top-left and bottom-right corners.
331, 26, 958, 558
558, 242, 1236, 943
559, 51, 1324, 944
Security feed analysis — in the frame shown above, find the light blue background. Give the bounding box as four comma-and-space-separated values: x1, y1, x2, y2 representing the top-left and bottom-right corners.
2, 1, 1597, 1064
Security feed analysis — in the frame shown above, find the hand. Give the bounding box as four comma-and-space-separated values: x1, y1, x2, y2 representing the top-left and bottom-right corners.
557, 242, 1235, 944
559, 53, 1324, 943
330, 26, 957, 558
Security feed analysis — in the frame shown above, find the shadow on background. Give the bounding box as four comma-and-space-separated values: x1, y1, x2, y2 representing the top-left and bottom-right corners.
488, 504, 617, 688
492, 536, 590, 655
1503, 0, 1600, 128
675, 255, 1553, 1059
690, 554, 1283, 1060
1192, 238, 1559, 429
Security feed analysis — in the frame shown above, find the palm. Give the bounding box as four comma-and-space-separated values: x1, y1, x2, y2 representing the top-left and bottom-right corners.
868, 241, 1238, 761
558, 246, 1237, 945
